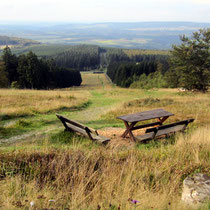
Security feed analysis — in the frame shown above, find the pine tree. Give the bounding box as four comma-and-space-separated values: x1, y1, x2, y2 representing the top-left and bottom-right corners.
169, 28, 210, 91
0, 61, 9, 87
2, 46, 18, 84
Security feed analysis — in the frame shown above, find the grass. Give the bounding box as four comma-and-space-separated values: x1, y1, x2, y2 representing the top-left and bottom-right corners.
0, 127, 209, 209
0, 89, 89, 120
0, 72, 209, 209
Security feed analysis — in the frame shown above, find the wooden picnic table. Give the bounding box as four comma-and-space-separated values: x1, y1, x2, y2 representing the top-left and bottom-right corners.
117, 108, 174, 141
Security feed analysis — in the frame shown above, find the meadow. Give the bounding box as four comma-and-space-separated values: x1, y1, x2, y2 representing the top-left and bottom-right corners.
0, 73, 209, 209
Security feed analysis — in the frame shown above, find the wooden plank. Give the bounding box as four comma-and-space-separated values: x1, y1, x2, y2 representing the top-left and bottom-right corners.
65, 123, 89, 137
65, 123, 110, 144
146, 119, 194, 133
56, 114, 97, 134
117, 109, 174, 123
131, 121, 161, 131
135, 133, 154, 141
136, 119, 194, 142
56, 114, 110, 144
136, 125, 185, 142
155, 124, 185, 137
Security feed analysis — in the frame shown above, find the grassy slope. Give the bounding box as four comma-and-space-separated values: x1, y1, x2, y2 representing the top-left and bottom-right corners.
0, 73, 209, 209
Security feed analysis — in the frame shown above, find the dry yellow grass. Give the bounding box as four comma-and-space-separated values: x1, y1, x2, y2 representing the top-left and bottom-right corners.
0, 89, 89, 117
102, 91, 210, 126
80, 72, 112, 89
0, 73, 209, 209
0, 127, 209, 209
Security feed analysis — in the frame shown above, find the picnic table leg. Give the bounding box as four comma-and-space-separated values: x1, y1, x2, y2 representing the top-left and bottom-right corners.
121, 121, 136, 142
158, 116, 169, 125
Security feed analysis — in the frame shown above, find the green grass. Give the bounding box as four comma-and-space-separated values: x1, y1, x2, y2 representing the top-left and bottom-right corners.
0, 73, 209, 209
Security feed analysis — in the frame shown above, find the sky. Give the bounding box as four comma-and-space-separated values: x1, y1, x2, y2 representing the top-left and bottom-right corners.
0, 0, 210, 23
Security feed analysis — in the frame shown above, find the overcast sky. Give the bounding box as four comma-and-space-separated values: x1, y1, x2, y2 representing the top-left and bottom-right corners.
0, 0, 210, 23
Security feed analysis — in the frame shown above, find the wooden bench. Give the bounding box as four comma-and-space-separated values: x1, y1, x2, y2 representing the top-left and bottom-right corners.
136, 119, 194, 142
56, 114, 110, 144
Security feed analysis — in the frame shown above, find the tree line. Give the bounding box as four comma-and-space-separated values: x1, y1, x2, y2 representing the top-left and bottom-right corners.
53, 45, 131, 71
107, 56, 169, 88
107, 29, 210, 91
0, 47, 82, 89
53, 44, 170, 71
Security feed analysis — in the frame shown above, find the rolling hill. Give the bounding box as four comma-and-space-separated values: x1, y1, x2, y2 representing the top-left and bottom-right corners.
0, 35, 41, 49
0, 22, 209, 49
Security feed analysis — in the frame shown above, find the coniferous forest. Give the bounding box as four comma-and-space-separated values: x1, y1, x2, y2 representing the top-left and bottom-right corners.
107, 55, 169, 87
53, 45, 131, 71
0, 47, 82, 89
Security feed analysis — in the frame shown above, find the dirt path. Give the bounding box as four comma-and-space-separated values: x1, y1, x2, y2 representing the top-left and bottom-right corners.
0, 73, 116, 145
0, 126, 57, 145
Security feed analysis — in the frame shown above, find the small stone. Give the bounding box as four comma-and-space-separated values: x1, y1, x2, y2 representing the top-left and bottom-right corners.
30, 201, 35, 207
181, 173, 210, 205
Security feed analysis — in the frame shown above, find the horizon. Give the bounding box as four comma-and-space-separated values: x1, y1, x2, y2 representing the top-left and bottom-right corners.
1, 0, 210, 23
1, 20, 210, 24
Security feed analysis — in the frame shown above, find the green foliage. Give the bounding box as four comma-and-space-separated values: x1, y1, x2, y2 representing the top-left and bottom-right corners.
10, 81, 20, 89
0, 61, 9, 87
54, 45, 101, 71
167, 28, 210, 92
130, 71, 167, 89
1, 47, 82, 89
107, 55, 169, 88
2, 46, 18, 84
53, 45, 130, 71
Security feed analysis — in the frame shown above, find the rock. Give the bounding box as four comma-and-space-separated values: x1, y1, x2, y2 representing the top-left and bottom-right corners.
181, 173, 210, 205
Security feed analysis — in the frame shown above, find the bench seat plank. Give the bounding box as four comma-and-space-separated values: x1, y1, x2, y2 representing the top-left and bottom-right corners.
135, 133, 154, 141
146, 119, 194, 133
66, 123, 110, 144
156, 124, 185, 136
136, 119, 194, 142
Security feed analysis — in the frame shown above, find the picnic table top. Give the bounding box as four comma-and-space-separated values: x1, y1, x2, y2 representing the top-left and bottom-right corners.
117, 108, 174, 123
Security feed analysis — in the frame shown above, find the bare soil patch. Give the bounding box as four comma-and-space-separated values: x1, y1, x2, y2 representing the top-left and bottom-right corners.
98, 127, 146, 149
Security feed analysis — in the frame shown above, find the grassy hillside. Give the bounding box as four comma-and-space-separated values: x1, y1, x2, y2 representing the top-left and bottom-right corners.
0, 35, 40, 49
1, 22, 209, 49
0, 73, 209, 209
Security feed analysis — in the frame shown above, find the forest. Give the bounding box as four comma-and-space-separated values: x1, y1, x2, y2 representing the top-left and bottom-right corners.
1, 28, 209, 91
108, 29, 210, 91
53, 45, 130, 70
0, 46, 82, 89
52, 44, 168, 72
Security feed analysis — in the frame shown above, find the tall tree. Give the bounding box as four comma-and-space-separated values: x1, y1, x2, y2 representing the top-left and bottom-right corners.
2, 46, 18, 84
168, 28, 210, 91
0, 61, 9, 87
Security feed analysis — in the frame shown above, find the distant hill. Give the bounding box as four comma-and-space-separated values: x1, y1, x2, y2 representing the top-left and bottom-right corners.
0, 36, 41, 49
0, 22, 209, 49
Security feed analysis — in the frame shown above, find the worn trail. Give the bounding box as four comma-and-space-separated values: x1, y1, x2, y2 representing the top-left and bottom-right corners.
0, 73, 114, 145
